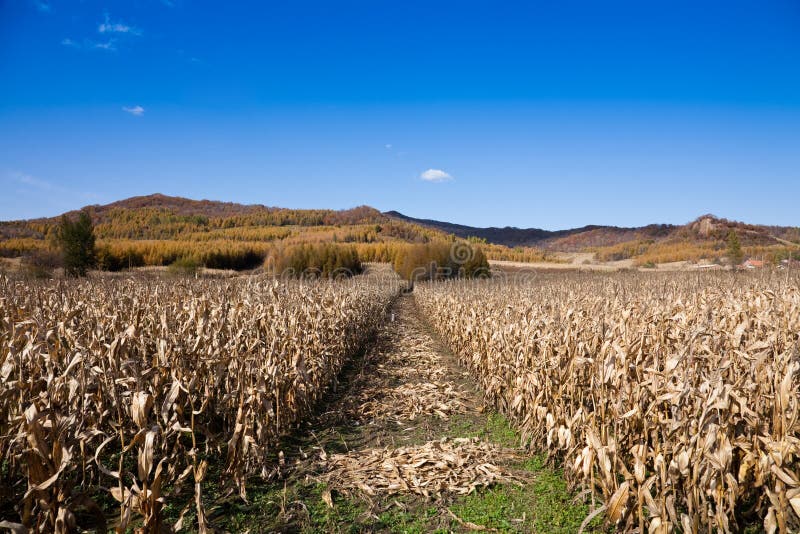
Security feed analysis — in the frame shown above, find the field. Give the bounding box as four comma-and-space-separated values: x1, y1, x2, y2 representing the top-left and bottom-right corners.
0, 266, 396, 532
417, 270, 800, 532
2, 267, 799, 532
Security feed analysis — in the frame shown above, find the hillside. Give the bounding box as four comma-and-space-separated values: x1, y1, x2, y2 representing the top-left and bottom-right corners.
385, 211, 800, 265
0, 194, 553, 270
383, 211, 676, 249
1, 194, 386, 238
1, 195, 798, 270
385, 211, 800, 249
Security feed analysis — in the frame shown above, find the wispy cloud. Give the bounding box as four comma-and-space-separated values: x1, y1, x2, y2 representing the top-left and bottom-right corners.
385, 144, 393, 149
177, 49, 203, 64
32, 1, 51, 13
4, 171, 106, 215
9, 171, 57, 192
61, 13, 140, 52
98, 13, 141, 35
94, 40, 117, 51
61, 38, 117, 51
122, 105, 145, 116
419, 169, 453, 182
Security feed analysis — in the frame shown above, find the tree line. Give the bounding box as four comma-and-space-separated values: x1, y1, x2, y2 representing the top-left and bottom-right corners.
15, 210, 493, 280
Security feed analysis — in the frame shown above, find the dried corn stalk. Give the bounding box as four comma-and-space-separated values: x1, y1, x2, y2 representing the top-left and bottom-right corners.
416, 272, 800, 533
0, 269, 396, 531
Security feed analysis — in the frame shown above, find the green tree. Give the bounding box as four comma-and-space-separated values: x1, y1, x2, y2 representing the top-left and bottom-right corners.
726, 230, 743, 267
56, 211, 96, 276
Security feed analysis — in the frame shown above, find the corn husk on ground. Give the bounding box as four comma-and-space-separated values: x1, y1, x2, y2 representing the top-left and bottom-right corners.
343, 311, 472, 424
311, 296, 521, 506
0, 272, 395, 532
416, 272, 800, 533
318, 437, 523, 500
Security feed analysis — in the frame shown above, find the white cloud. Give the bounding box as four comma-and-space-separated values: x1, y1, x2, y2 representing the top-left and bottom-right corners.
99, 13, 141, 35
4, 171, 106, 214
60, 13, 139, 53
94, 40, 117, 51
62, 38, 118, 51
419, 169, 453, 182
8, 171, 57, 192
385, 144, 392, 149
122, 105, 145, 116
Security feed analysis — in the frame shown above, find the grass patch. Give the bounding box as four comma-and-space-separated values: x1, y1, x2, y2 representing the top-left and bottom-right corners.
303, 484, 369, 533
482, 412, 521, 447
449, 473, 602, 533
375, 499, 443, 534
447, 413, 605, 533
444, 414, 482, 439
445, 412, 523, 448
201, 479, 371, 533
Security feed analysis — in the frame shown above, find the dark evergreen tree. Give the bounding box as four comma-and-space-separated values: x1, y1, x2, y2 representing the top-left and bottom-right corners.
56, 211, 96, 277
727, 230, 743, 267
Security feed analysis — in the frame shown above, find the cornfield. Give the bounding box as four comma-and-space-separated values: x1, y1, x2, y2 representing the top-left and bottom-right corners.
416, 272, 800, 533
0, 271, 396, 532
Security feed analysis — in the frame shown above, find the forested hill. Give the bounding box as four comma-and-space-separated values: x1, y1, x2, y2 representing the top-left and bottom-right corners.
1, 194, 798, 269
384, 210, 675, 249
0, 194, 400, 240
1, 194, 385, 235
384, 210, 800, 264
384, 210, 800, 250
0, 194, 553, 270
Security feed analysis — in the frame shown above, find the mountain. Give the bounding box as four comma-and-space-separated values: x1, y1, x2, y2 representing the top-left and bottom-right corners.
2, 194, 387, 228
0, 194, 389, 240
1, 194, 798, 270
383, 211, 675, 250
0, 194, 449, 270
383, 211, 800, 251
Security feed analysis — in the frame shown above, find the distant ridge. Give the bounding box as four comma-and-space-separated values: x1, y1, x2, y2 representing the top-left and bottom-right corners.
384, 210, 674, 249
383, 210, 800, 251
2, 193, 385, 226
98, 193, 271, 216
1, 194, 798, 256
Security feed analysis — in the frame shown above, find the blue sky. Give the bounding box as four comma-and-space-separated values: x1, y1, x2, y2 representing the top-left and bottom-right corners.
1, 0, 799, 229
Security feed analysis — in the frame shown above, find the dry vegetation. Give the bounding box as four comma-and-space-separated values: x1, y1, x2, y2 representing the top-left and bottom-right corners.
594, 239, 800, 267
318, 437, 524, 500
0, 270, 396, 532
416, 271, 800, 532
0, 196, 556, 273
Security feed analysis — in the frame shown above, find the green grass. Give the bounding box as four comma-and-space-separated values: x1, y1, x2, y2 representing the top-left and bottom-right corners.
447, 434, 605, 533
482, 412, 522, 447
202, 479, 370, 533
374, 499, 443, 534
445, 412, 520, 447
302, 484, 369, 534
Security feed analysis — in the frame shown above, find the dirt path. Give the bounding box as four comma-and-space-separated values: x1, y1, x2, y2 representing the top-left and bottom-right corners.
204, 295, 601, 533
